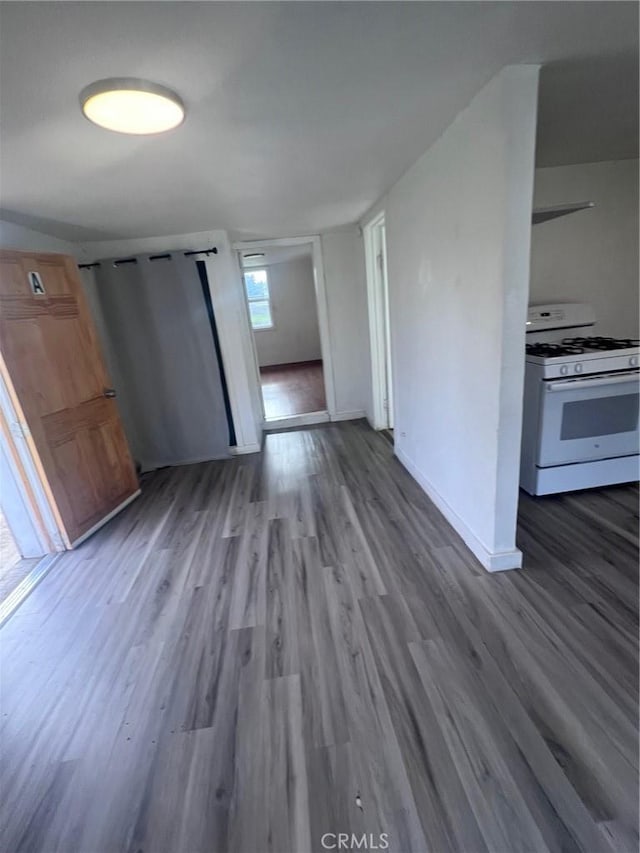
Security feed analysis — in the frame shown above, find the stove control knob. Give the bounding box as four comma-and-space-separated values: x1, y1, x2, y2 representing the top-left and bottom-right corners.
630, 355, 639, 367
560, 365, 569, 376
574, 363, 583, 373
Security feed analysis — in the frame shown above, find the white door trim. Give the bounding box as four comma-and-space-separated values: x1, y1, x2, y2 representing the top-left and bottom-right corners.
232, 236, 338, 422
380, 223, 393, 430
233, 251, 266, 425
363, 212, 392, 430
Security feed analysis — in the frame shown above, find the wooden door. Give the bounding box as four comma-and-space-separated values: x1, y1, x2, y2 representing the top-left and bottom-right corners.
0, 250, 139, 546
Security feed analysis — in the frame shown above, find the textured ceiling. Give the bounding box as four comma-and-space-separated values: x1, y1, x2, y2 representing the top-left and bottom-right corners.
0, 1, 637, 241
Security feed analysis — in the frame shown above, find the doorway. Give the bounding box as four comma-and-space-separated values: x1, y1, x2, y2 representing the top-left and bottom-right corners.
0, 509, 28, 601
236, 238, 336, 428
0, 362, 64, 621
364, 212, 394, 433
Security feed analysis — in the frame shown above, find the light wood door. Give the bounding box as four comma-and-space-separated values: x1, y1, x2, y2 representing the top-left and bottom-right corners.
0, 250, 139, 546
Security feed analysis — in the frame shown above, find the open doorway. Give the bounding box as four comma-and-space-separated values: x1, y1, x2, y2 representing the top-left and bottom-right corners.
0, 364, 63, 621
237, 238, 336, 427
364, 212, 394, 437
0, 509, 43, 615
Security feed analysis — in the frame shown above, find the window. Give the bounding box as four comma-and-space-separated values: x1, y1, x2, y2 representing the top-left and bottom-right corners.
244, 269, 273, 330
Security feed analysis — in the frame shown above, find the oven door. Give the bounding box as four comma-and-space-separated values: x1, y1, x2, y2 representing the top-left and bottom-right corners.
537, 370, 640, 467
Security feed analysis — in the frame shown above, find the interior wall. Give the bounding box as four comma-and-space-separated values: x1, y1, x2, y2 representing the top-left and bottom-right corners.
380, 65, 540, 571
253, 255, 322, 367
530, 158, 639, 338
0, 220, 82, 256
320, 228, 371, 419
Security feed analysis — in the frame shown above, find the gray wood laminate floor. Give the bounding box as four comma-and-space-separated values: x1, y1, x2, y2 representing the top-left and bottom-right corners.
1, 421, 637, 853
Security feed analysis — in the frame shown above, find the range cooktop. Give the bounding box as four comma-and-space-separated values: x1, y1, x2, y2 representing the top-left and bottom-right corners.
525, 337, 640, 358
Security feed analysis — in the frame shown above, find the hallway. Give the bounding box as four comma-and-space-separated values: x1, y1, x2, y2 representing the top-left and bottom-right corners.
0, 421, 637, 853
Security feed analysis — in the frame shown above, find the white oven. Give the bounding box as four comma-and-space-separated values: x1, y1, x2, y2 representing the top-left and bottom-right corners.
520, 302, 640, 495
537, 369, 640, 467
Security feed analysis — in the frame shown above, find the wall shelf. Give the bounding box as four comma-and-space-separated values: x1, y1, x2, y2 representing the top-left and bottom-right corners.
531, 201, 594, 225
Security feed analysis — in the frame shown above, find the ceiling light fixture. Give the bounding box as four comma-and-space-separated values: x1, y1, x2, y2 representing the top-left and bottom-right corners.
80, 78, 185, 135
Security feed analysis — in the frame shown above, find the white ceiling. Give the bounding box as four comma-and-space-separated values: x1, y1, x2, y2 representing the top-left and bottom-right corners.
0, 2, 637, 241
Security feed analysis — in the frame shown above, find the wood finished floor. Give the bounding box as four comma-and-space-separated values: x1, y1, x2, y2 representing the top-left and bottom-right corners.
0, 420, 638, 853
260, 361, 326, 419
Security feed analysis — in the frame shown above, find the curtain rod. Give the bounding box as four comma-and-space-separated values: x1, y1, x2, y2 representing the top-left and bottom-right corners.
184, 247, 218, 257
78, 246, 218, 270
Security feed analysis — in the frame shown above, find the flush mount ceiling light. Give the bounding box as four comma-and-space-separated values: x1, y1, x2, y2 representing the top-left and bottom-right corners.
80, 78, 185, 135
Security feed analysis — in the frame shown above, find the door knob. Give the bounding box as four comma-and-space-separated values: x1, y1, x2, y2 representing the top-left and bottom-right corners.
103, 388, 116, 398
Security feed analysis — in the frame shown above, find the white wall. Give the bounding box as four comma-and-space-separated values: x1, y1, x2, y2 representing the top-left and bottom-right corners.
530, 159, 639, 338
320, 229, 372, 419
379, 65, 540, 571
0, 219, 83, 256
253, 255, 322, 367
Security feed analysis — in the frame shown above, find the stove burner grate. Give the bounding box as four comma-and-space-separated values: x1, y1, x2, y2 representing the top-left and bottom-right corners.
562, 336, 640, 351
526, 342, 585, 357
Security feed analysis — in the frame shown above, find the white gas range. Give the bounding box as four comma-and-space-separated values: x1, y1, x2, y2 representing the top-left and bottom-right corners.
520, 303, 640, 496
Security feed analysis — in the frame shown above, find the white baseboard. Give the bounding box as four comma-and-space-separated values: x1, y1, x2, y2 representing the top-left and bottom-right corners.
230, 443, 262, 455
394, 448, 522, 572
331, 410, 366, 422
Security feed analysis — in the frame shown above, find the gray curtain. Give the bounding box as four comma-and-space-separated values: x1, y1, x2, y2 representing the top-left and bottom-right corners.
86, 254, 230, 471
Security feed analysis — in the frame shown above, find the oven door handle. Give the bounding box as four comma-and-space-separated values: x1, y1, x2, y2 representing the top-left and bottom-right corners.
547, 370, 640, 391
